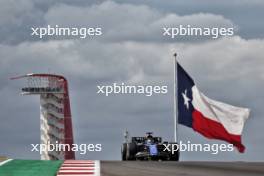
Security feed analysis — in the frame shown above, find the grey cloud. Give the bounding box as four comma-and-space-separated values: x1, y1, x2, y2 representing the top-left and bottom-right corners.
113, 0, 264, 39
0, 0, 263, 45
0, 0, 34, 26
44, 1, 235, 43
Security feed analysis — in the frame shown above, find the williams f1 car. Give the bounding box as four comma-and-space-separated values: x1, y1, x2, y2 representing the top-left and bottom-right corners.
121, 132, 179, 161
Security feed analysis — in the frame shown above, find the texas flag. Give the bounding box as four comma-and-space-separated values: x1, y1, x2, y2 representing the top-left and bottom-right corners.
177, 63, 250, 152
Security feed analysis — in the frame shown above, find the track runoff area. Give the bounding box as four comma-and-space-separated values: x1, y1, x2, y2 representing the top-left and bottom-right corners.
0, 159, 100, 176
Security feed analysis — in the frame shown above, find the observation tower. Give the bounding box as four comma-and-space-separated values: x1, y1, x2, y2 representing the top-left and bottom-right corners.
11, 73, 75, 160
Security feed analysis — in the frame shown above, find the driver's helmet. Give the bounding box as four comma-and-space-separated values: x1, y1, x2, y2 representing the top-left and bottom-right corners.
145, 133, 154, 144
146, 132, 153, 139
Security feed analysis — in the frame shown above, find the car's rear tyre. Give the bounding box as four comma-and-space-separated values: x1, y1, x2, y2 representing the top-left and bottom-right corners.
170, 151, 179, 161
169, 143, 179, 161
121, 143, 127, 161
126, 142, 137, 160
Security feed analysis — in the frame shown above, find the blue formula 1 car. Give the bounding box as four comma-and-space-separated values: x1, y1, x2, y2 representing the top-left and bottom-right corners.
121, 132, 179, 161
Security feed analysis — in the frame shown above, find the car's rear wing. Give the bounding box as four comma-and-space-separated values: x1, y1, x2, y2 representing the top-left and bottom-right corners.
132, 137, 162, 143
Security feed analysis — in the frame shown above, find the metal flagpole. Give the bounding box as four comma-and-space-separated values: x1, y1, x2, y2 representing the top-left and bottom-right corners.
173, 53, 178, 142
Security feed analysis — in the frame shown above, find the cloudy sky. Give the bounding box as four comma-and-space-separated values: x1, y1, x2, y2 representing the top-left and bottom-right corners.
0, 0, 264, 161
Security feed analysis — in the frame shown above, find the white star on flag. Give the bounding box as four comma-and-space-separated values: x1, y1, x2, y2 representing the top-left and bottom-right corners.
182, 89, 190, 109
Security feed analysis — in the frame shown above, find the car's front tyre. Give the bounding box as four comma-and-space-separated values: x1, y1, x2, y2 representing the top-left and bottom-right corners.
126, 142, 137, 160
121, 143, 127, 161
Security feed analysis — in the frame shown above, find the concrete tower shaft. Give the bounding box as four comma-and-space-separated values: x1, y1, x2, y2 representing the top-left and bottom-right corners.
11, 74, 75, 160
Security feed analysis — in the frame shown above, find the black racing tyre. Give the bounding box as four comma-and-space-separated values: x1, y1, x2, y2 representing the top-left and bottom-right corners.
121, 143, 127, 161
169, 142, 179, 161
126, 142, 137, 160
170, 150, 179, 161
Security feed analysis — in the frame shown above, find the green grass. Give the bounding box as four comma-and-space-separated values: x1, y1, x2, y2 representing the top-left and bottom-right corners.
0, 159, 63, 176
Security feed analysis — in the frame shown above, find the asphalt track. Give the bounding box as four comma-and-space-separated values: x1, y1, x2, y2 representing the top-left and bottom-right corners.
101, 161, 264, 176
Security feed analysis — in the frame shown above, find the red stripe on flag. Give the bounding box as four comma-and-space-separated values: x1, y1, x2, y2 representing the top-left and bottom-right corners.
192, 110, 245, 152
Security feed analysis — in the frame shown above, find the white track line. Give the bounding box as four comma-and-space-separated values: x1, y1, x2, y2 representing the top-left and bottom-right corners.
0, 159, 13, 166
94, 161, 100, 176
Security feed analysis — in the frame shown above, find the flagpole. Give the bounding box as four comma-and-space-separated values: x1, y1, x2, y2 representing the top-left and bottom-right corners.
173, 53, 178, 142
